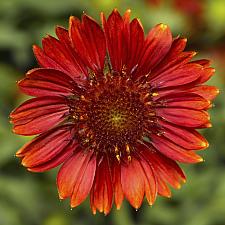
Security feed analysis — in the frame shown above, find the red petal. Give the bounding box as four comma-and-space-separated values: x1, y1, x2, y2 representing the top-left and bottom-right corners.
10, 96, 68, 135
188, 85, 219, 100
69, 15, 106, 74
29, 140, 78, 172
139, 144, 186, 189
102, 9, 145, 75
101, 9, 124, 73
150, 63, 203, 88
151, 51, 195, 80
150, 134, 203, 163
156, 176, 171, 197
18, 68, 81, 97
191, 59, 211, 67
111, 160, 124, 210
41, 35, 87, 83
55, 26, 72, 47
57, 149, 96, 205
121, 157, 145, 209
150, 38, 193, 77
137, 153, 157, 205
157, 92, 211, 110
33, 45, 64, 71
195, 67, 215, 84
17, 125, 75, 167
71, 153, 96, 208
127, 19, 145, 75
136, 23, 172, 77
159, 120, 208, 150
90, 156, 113, 215
156, 108, 210, 128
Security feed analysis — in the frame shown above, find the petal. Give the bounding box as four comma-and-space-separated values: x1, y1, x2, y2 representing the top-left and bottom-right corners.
136, 23, 172, 77
33, 45, 64, 71
101, 9, 124, 73
191, 59, 211, 67
157, 92, 211, 110
156, 108, 210, 128
139, 144, 186, 189
188, 85, 219, 101
41, 35, 88, 83
121, 157, 145, 209
55, 26, 72, 47
71, 152, 96, 208
156, 176, 171, 197
111, 160, 124, 210
10, 96, 69, 135
150, 134, 203, 163
90, 156, 113, 215
17, 125, 75, 167
102, 9, 145, 75
151, 38, 194, 77
150, 63, 203, 88
127, 19, 145, 75
57, 149, 96, 205
69, 15, 106, 74
29, 140, 78, 172
18, 68, 82, 97
158, 120, 208, 150
137, 152, 157, 205
195, 67, 215, 84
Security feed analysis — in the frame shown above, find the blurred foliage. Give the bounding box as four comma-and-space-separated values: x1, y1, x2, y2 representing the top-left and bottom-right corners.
0, 0, 225, 225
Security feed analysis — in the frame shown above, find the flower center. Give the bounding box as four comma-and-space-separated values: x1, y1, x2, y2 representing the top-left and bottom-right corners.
87, 89, 145, 149
72, 76, 154, 160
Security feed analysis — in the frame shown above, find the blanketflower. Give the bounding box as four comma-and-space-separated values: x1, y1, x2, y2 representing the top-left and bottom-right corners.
10, 9, 218, 214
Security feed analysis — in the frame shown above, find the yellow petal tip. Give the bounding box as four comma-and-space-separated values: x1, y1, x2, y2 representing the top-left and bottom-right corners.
159, 24, 168, 30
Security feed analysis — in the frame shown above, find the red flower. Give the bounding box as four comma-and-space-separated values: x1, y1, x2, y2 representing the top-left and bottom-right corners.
10, 9, 218, 214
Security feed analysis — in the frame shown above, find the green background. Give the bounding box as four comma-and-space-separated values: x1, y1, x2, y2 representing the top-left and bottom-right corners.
0, 0, 225, 225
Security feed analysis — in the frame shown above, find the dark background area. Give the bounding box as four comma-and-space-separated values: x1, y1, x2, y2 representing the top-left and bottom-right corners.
0, 0, 225, 225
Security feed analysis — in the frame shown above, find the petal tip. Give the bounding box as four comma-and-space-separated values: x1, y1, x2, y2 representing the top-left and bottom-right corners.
159, 23, 168, 30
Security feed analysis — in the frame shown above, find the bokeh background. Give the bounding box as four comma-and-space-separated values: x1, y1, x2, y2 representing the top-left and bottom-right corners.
0, 0, 225, 225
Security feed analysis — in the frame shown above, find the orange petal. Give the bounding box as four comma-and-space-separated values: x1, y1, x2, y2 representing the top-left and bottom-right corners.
90, 156, 113, 215
121, 157, 145, 209
150, 134, 203, 163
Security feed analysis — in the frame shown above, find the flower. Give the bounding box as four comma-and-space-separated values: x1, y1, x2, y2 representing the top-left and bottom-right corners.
10, 9, 218, 214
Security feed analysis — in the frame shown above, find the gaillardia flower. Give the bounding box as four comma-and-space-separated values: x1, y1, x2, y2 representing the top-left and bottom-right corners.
10, 9, 218, 214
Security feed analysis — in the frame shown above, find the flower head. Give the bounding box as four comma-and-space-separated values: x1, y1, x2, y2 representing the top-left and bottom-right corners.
10, 9, 218, 214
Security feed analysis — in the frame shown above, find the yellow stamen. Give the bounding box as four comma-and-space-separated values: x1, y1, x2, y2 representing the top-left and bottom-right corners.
152, 92, 159, 97
116, 154, 120, 162
126, 144, 130, 154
